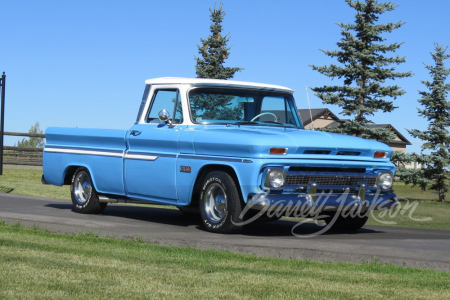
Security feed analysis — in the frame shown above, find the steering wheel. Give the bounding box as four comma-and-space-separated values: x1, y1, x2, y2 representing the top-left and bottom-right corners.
251, 112, 278, 122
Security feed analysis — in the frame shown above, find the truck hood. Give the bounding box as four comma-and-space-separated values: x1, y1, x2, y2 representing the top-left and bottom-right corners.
190, 126, 392, 162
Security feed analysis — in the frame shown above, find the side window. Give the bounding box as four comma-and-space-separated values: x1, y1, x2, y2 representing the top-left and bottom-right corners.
146, 90, 183, 124
259, 96, 297, 125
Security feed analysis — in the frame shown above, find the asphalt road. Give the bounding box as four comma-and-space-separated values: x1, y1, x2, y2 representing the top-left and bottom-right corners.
1, 193, 449, 272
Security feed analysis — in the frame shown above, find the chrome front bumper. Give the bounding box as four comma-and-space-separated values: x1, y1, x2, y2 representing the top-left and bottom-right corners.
247, 188, 398, 212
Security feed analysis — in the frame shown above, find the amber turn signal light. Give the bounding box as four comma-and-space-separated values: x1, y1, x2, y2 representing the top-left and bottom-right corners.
270, 148, 288, 155
374, 151, 387, 158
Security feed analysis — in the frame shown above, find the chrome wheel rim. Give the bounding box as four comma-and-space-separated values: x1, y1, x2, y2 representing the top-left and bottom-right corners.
74, 171, 92, 205
204, 183, 227, 223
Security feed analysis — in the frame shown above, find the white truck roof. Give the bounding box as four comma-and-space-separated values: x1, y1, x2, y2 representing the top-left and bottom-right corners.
144, 77, 294, 93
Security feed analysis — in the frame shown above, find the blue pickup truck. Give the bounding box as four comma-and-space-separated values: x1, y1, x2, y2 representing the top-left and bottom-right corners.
42, 77, 397, 234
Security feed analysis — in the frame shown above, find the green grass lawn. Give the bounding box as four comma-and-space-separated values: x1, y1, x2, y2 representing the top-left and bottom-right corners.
0, 167, 449, 230
364, 182, 450, 230
0, 221, 449, 300
393, 181, 449, 201
366, 199, 450, 230
0, 167, 69, 199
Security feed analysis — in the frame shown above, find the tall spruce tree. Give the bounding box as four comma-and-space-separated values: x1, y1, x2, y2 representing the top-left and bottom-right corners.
195, 3, 243, 79
310, 0, 411, 142
401, 44, 450, 202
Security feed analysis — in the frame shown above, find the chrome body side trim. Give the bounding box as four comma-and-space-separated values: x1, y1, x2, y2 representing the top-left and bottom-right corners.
124, 153, 159, 161
178, 154, 253, 163
44, 147, 123, 158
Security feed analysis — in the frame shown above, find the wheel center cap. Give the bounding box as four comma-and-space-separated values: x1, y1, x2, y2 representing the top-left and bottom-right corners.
215, 194, 225, 206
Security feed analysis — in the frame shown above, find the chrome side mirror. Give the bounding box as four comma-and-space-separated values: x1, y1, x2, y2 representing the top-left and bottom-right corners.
158, 109, 172, 125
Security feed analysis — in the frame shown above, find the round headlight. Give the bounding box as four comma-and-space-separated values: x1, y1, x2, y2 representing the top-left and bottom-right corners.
268, 169, 285, 188
378, 172, 393, 190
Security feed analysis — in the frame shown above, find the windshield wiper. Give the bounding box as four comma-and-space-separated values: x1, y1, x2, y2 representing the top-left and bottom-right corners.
261, 121, 298, 128
259, 120, 284, 125
232, 121, 261, 126
228, 121, 298, 128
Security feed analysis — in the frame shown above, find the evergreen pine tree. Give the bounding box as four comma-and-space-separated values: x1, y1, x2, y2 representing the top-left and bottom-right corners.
195, 3, 243, 79
402, 43, 450, 202
310, 0, 412, 142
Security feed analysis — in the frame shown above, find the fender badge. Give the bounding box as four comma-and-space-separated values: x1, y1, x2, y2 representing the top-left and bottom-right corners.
180, 166, 191, 173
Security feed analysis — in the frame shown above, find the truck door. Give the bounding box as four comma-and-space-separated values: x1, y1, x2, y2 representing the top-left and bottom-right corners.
124, 88, 183, 202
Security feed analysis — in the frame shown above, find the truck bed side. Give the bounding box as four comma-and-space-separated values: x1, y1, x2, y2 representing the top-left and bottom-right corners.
43, 127, 128, 195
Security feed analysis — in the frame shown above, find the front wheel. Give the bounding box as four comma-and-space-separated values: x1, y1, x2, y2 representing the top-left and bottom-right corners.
70, 167, 107, 214
199, 171, 243, 234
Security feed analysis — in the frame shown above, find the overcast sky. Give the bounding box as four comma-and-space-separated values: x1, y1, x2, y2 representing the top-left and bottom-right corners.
2, 0, 450, 153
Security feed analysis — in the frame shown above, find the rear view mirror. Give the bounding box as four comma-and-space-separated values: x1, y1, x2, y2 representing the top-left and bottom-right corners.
158, 109, 172, 125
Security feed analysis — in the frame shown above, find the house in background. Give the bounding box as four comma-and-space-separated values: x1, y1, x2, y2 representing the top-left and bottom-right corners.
298, 108, 412, 153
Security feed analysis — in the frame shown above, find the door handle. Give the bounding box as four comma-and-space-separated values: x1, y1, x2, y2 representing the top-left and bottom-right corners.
130, 130, 141, 136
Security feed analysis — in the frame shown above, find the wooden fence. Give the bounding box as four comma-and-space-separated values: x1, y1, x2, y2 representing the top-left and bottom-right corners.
3, 132, 45, 166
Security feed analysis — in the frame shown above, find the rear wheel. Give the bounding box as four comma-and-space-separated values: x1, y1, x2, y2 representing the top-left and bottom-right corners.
199, 171, 243, 234
70, 167, 107, 214
324, 211, 368, 231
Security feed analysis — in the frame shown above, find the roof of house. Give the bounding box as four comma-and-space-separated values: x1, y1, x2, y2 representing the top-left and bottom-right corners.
298, 108, 412, 145
366, 124, 412, 145
298, 108, 340, 125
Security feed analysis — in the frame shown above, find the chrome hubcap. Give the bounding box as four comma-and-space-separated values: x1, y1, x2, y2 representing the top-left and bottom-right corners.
74, 171, 91, 204
204, 183, 227, 223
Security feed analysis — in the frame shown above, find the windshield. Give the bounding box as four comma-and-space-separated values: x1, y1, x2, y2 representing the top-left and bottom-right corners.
188, 88, 303, 128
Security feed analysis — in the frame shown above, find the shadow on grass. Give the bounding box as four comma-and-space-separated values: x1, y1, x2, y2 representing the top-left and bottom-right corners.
0, 187, 14, 193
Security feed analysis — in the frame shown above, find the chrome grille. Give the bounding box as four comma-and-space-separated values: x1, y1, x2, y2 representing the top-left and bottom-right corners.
285, 175, 377, 187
